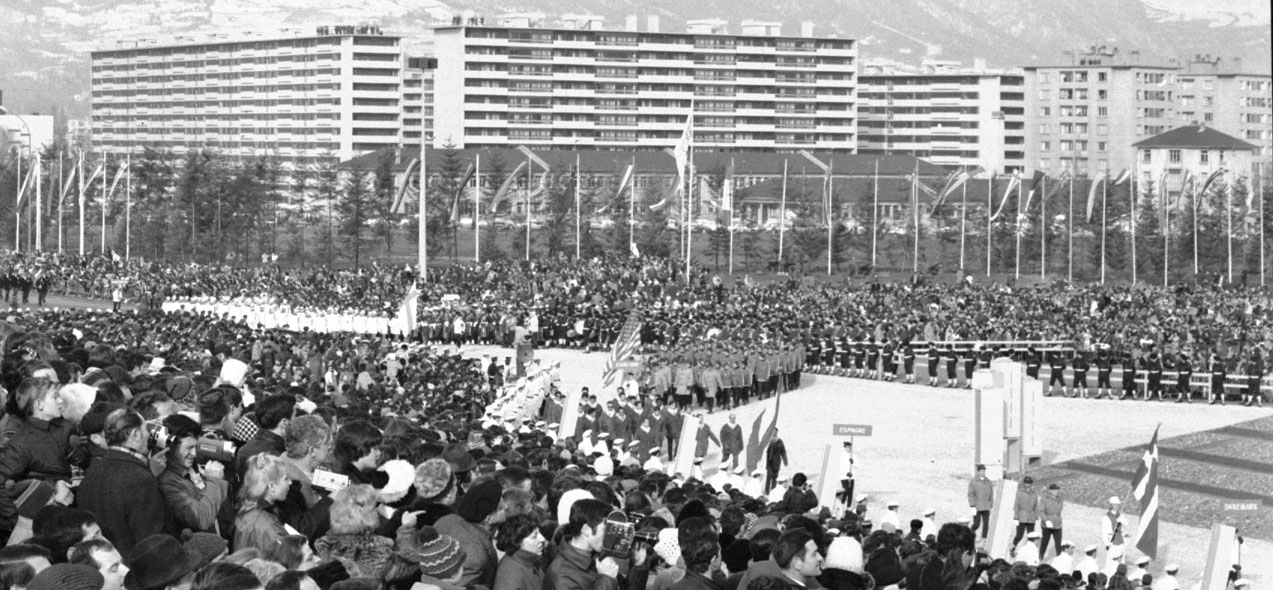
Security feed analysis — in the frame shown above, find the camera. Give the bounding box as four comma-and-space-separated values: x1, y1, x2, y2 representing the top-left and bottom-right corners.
195, 437, 237, 463
599, 511, 657, 559
145, 421, 236, 463
147, 421, 177, 452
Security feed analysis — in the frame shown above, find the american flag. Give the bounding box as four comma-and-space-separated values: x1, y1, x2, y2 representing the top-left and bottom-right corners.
602, 313, 643, 390
1130, 425, 1160, 559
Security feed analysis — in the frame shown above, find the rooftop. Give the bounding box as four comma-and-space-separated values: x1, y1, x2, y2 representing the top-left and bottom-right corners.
1132, 125, 1259, 150
339, 148, 949, 177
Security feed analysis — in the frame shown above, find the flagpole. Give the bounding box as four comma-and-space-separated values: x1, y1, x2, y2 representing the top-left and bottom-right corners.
1101, 176, 1108, 284
779, 159, 788, 267
1260, 166, 1266, 287
100, 156, 107, 254
419, 139, 428, 281
629, 155, 636, 259
14, 153, 21, 252
125, 154, 131, 260
1193, 169, 1200, 276
1162, 174, 1169, 287
987, 174, 993, 277
1226, 170, 1233, 283
1131, 169, 1137, 285
728, 156, 735, 274
1068, 174, 1074, 282
78, 151, 85, 256
34, 153, 42, 251
575, 152, 582, 260
524, 153, 532, 261
912, 161, 919, 276
826, 158, 834, 276
684, 146, 693, 284
959, 167, 967, 271
474, 153, 481, 263
1040, 176, 1046, 281
1015, 175, 1022, 280
871, 158, 878, 269
58, 152, 64, 253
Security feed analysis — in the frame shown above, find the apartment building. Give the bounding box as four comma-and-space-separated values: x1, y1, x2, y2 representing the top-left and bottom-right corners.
401, 56, 437, 146
90, 26, 405, 166
858, 59, 1026, 174
430, 15, 857, 151
1175, 56, 1272, 158
1025, 46, 1181, 178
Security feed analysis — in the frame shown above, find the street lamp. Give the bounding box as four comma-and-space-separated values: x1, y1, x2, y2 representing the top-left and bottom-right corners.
0, 106, 33, 252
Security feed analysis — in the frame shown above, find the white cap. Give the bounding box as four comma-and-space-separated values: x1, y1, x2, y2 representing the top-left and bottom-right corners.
1136, 556, 1151, 566
855, 494, 869, 503
1233, 580, 1250, 588
1165, 564, 1179, 573
923, 507, 936, 516
1108, 496, 1122, 504
1085, 544, 1099, 553
887, 500, 899, 507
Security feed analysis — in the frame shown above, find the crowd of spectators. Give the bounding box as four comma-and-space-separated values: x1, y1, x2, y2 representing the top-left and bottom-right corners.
0, 249, 1263, 589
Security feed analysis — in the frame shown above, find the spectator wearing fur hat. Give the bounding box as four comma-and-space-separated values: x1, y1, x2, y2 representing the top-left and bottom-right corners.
77, 408, 174, 556
315, 484, 394, 580
434, 478, 501, 587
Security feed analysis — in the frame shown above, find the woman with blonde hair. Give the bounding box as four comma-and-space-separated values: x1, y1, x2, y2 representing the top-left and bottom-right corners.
314, 483, 394, 579
233, 453, 290, 553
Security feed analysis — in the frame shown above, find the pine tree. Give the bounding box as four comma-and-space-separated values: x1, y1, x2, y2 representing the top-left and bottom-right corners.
314, 150, 340, 266
635, 186, 672, 258
1134, 183, 1162, 283
338, 171, 376, 270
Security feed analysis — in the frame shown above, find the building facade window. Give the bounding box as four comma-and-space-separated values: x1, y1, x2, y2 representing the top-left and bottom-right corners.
1168, 149, 1181, 164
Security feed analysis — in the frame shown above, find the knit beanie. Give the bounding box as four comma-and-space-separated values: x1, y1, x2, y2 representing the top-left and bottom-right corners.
13, 480, 56, 519
824, 536, 865, 573
27, 564, 104, 590
653, 527, 681, 566
414, 526, 466, 580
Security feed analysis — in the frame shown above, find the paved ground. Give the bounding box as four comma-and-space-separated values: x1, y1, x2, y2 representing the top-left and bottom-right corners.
465, 344, 1270, 587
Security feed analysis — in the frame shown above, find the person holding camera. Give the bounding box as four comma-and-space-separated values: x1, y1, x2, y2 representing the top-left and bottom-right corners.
77, 408, 174, 555
547, 498, 649, 590
157, 415, 230, 535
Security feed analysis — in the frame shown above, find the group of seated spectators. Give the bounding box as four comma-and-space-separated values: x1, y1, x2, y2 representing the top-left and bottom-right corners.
1, 303, 1226, 590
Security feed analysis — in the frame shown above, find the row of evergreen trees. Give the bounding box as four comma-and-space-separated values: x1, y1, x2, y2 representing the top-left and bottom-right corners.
1, 144, 1268, 284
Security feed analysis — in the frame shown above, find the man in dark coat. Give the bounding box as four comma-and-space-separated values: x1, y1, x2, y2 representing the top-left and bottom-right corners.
765, 430, 788, 493
719, 414, 744, 470
78, 408, 174, 557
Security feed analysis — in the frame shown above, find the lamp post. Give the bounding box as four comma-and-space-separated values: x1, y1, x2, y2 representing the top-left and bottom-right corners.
1, 107, 34, 252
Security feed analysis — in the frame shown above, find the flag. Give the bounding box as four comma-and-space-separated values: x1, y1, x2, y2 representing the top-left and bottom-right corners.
754, 386, 783, 467
1130, 426, 1160, 559
1022, 170, 1047, 213
14, 161, 38, 209
929, 169, 971, 215
105, 161, 128, 201
672, 112, 693, 189
59, 164, 77, 203
990, 172, 1021, 221
744, 408, 767, 473
648, 198, 668, 211
395, 283, 421, 334
602, 312, 643, 390
1043, 170, 1070, 203
721, 160, 735, 213
1111, 168, 1132, 186
490, 161, 528, 213
449, 162, 476, 223
615, 163, 634, 197
1196, 169, 1225, 198
1086, 173, 1107, 222
391, 158, 420, 215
